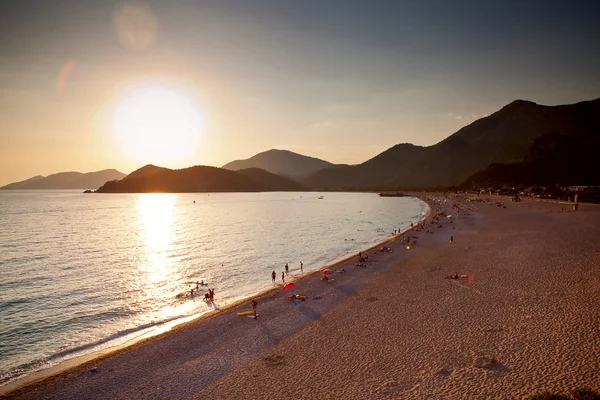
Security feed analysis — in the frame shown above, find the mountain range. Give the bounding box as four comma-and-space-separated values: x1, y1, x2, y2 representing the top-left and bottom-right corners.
95, 165, 307, 193
302, 98, 600, 189
0, 169, 126, 190
7, 97, 598, 192
90, 97, 600, 192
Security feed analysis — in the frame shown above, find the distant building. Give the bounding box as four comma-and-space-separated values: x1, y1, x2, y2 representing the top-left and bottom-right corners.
568, 186, 589, 191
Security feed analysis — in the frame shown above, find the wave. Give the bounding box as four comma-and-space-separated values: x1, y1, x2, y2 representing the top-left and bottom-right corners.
1, 312, 196, 386
47, 315, 187, 361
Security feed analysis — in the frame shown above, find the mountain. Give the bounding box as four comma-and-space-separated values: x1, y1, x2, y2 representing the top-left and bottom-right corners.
95, 165, 306, 193
304, 98, 600, 190
462, 131, 600, 187
222, 149, 341, 177
0, 169, 126, 190
237, 168, 308, 191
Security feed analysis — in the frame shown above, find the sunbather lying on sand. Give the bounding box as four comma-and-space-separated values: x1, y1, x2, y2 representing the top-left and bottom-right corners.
444, 272, 468, 279
287, 294, 307, 301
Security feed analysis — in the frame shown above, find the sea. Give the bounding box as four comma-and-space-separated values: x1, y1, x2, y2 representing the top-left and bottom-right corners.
0, 190, 428, 386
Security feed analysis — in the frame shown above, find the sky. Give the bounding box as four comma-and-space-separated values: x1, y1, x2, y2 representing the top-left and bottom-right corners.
1, 0, 599, 186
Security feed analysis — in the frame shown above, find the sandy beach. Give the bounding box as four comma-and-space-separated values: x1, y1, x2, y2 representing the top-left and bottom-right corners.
3, 194, 600, 399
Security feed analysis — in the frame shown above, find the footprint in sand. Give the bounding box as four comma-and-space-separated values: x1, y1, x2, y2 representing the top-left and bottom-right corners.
437, 368, 453, 378
263, 354, 285, 367
483, 327, 505, 333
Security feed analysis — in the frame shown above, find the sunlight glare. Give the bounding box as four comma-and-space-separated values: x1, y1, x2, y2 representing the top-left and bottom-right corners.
138, 193, 176, 283
114, 85, 204, 166
132, 194, 200, 324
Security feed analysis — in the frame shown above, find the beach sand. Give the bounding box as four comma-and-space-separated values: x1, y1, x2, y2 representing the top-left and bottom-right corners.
3, 195, 600, 399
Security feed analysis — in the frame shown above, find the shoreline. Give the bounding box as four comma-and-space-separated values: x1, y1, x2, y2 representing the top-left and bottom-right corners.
8, 194, 600, 398
191, 194, 600, 399
1, 198, 431, 396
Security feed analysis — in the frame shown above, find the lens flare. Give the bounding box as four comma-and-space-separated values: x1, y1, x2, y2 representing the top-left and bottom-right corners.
56, 59, 77, 94
113, 1, 158, 52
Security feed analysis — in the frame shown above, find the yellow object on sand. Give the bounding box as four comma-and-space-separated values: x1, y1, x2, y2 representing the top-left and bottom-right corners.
237, 310, 254, 316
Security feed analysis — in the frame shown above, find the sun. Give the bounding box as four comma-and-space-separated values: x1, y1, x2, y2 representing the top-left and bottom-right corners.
113, 85, 204, 166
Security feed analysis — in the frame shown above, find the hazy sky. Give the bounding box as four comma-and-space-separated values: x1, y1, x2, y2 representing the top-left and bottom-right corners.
1, 0, 599, 185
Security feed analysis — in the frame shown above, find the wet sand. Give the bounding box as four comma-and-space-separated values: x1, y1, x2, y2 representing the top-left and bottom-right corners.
3, 195, 600, 399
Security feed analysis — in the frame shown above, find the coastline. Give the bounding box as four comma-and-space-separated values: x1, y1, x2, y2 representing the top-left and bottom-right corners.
6, 194, 598, 399
1, 198, 431, 397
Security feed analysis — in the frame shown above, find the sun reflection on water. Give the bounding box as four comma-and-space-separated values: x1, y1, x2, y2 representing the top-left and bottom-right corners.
133, 194, 183, 320
131, 194, 207, 325
138, 193, 176, 280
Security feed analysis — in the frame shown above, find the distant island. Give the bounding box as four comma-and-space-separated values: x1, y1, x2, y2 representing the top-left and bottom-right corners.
94, 165, 307, 193
0, 169, 126, 190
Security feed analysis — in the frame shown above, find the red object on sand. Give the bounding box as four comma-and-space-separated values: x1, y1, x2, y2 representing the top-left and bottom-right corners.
322, 270, 333, 275
283, 282, 295, 290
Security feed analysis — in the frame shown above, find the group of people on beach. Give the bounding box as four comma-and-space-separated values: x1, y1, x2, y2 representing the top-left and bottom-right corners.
399, 236, 414, 245
258, 196, 472, 318
358, 251, 369, 263
272, 261, 303, 284
204, 288, 215, 301
205, 200, 466, 324
179, 280, 214, 301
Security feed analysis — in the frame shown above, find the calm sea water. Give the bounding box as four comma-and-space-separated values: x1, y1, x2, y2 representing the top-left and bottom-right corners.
0, 191, 427, 386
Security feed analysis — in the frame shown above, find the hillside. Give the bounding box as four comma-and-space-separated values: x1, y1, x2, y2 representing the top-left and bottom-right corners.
95, 165, 306, 193
0, 169, 126, 190
222, 149, 339, 177
237, 168, 308, 191
462, 131, 600, 187
304, 98, 600, 190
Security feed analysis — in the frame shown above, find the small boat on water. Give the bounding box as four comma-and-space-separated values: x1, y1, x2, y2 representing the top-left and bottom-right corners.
378, 192, 405, 197
318, 196, 324, 199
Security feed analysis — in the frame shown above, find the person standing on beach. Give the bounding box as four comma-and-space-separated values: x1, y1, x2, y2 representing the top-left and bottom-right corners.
282, 271, 285, 283
272, 270, 276, 283
450, 236, 454, 244
300, 262, 303, 272
285, 263, 289, 274
251, 299, 257, 318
